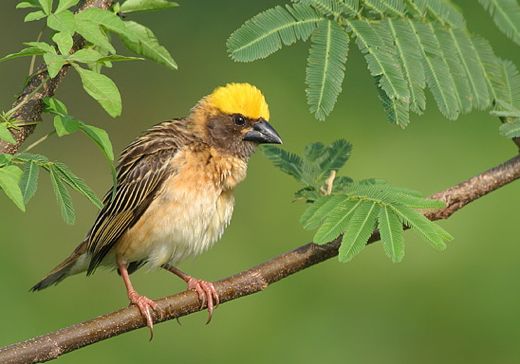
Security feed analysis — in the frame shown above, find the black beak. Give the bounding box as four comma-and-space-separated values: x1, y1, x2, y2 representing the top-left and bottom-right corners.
243, 120, 282, 144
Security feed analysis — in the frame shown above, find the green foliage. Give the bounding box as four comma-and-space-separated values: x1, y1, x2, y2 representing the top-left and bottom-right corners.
266, 140, 451, 263
479, 0, 520, 46
227, 0, 520, 138
119, 0, 178, 13
0, 165, 25, 211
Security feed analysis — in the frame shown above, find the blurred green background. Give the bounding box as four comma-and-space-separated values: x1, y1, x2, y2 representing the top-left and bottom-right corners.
1, 1, 520, 363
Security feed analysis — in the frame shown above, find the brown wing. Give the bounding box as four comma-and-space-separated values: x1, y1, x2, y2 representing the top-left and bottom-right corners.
86, 120, 190, 274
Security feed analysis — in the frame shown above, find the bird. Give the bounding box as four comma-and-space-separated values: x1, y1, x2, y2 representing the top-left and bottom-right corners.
31, 82, 282, 335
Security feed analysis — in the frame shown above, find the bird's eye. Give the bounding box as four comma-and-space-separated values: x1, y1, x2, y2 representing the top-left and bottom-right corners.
233, 114, 246, 126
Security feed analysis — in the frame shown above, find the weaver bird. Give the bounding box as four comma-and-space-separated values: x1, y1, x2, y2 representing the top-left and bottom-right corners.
32, 83, 282, 335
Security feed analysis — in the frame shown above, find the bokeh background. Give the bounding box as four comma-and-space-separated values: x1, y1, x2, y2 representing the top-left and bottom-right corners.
1, 1, 520, 363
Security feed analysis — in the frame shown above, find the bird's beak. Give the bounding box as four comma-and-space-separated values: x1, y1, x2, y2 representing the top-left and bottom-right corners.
243, 120, 283, 144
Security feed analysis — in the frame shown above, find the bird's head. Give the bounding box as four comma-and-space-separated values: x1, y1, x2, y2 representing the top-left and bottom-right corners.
191, 83, 282, 158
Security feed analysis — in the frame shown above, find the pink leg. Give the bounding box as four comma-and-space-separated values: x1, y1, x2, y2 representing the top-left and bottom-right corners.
162, 264, 219, 324
118, 260, 159, 339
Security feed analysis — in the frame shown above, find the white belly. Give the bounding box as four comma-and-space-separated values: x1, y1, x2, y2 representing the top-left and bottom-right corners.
116, 185, 235, 269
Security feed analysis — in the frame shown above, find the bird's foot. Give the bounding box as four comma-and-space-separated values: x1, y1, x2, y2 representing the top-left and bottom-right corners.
187, 278, 219, 324
128, 291, 159, 340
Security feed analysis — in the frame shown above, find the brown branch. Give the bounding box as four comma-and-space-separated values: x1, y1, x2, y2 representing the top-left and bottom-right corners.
0, 0, 113, 155
1, 154, 519, 363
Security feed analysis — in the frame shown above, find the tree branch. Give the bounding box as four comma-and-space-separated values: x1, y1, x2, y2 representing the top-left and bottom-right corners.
0, 0, 114, 155
1, 153, 519, 363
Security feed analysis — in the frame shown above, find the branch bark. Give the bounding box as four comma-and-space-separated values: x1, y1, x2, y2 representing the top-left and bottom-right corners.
1, 154, 519, 363
0, 0, 113, 155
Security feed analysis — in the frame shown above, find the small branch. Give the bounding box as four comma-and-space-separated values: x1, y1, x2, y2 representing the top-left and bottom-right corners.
1, 154, 520, 363
0, 0, 114, 155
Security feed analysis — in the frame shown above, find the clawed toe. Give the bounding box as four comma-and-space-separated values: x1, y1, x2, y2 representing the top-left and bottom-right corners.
187, 278, 219, 324
129, 292, 159, 340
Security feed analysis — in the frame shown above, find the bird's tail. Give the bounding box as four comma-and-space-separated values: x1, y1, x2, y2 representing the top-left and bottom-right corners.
31, 241, 88, 291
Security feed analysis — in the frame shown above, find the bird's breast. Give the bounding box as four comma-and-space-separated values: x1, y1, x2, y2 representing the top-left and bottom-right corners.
115, 147, 247, 268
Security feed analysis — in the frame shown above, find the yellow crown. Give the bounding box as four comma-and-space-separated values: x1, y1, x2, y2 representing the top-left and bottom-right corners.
207, 83, 270, 121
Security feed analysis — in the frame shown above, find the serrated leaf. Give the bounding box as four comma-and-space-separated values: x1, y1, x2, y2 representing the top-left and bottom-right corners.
20, 161, 39, 204
299, 0, 357, 17
74, 65, 122, 117
314, 199, 361, 244
338, 201, 379, 262
0, 47, 45, 62
47, 9, 75, 33
24, 10, 47, 22
0, 124, 16, 144
120, 0, 178, 13
227, 4, 321, 62
317, 139, 352, 180
378, 205, 404, 263
377, 86, 410, 127
0, 165, 25, 211
49, 166, 75, 224
364, 0, 406, 16
53, 162, 102, 208
78, 123, 114, 161
38, 0, 53, 14
15, 152, 49, 164
262, 145, 304, 182
300, 194, 349, 230
52, 31, 73, 55
56, 0, 79, 13
391, 204, 447, 250
43, 53, 66, 78
479, 0, 520, 46
417, 0, 465, 28
306, 20, 350, 120
119, 21, 177, 70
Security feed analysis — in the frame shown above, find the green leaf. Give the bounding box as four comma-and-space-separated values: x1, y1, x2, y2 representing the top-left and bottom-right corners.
386, 19, 426, 115
49, 166, 75, 224
15, 152, 49, 164
53, 115, 80, 136
417, 0, 465, 28
315, 139, 352, 181
43, 96, 68, 114
363, 0, 406, 16
24, 10, 47, 22
52, 31, 73, 55
120, 0, 178, 13
0, 124, 16, 144
119, 21, 177, 70
306, 20, 350, 121
410, 20, 460, 120
494, 60, 520, 112
69, 48, 103, 63
38, 0, 53, 15
56, 0, 79, 13
479, 0, 520, 46
43, 53, 66, 78
300, 194, 349, 230
338, 201, 379, 262
377, 86, 410, 127
391, 204, 449, 250
499, 120, 520, 138
262, 145, 304, 182
24, 41, 56, 54
17, 1, 40, 9
0, 47, 45, 62
47, 10, 75, 33
314, 199, 361, 244
227, 4, 321, 62
0, 165, 25, 211
78, 123, 114, 161
378, 205, 404, 263
53, 162, 102, 208
348, 19, 409, 103
74, 65, 122, 117
0, 154, 13, 166
299, 0, 358, 17
75, 8, 128, 35
20, 161, 40, 204
97, 55, 144, 63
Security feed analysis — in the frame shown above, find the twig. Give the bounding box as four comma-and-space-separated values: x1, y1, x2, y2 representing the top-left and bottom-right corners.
0, 0, 114, 155
1, 154, 519, 363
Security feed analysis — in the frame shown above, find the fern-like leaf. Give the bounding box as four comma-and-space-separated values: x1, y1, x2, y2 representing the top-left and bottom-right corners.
479, 0, 520, 46
363, 0, 407, 16
495, 60, 520, 112
300, 194, 350, 230
410, 20, 459, 119
338, 201, 379, 262
227, 4, 321, 62
377, 86, 410, 127
314, 199, 361, 243
499, 120, 520, 138
348, 19, 409, 102
378, 205, 405, 263
262, 145, 304, 182
416, 0, 465, 28
306, 19, 350, 120
386, 18, 426, 115
299, 0, 357, 17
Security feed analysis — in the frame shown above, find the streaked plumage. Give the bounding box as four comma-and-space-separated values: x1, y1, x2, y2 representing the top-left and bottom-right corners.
32, 83, 282, 334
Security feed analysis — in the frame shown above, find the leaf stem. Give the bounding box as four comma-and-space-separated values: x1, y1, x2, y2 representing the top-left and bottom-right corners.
23, 130, 56, 152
